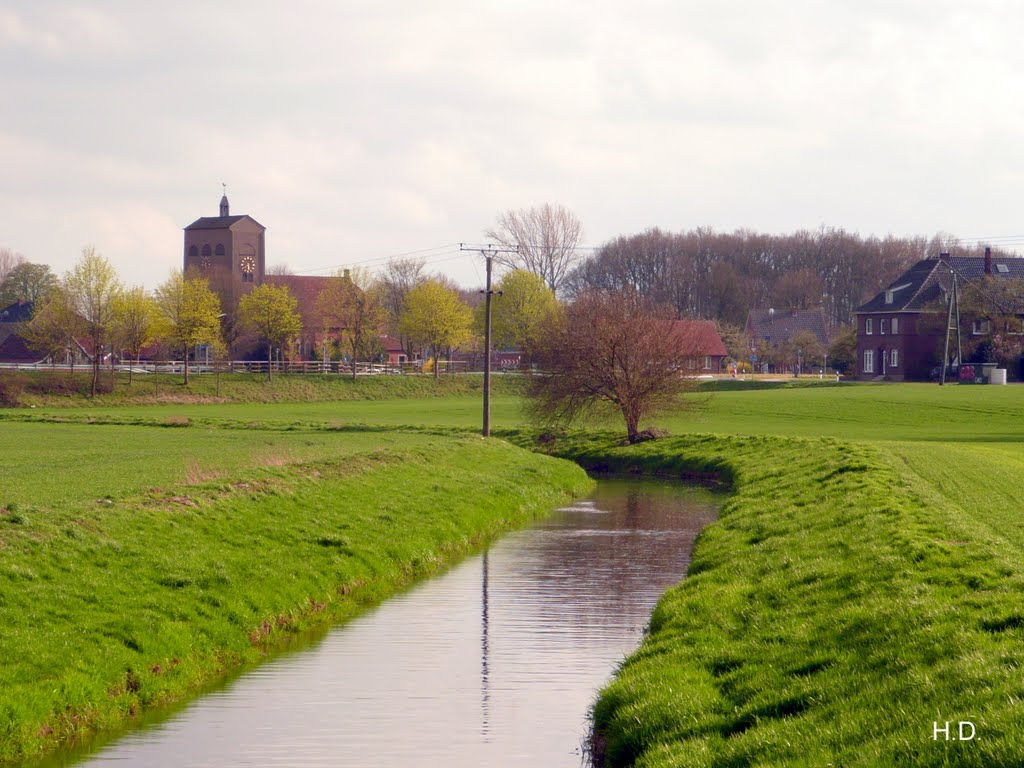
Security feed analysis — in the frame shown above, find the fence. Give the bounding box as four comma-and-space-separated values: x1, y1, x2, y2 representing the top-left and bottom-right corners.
0, 360, 477, 376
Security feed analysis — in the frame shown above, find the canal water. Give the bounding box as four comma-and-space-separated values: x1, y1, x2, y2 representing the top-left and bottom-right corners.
46, 479, 719, 768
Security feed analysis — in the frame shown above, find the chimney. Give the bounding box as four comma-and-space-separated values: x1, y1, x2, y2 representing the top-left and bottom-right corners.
984, 246, 992, 276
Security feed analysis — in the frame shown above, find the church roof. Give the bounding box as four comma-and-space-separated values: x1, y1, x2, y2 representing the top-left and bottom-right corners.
184, 214, 264, 231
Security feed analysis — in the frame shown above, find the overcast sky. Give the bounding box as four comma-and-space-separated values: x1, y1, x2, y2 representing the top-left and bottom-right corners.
3, 1, 1024, 289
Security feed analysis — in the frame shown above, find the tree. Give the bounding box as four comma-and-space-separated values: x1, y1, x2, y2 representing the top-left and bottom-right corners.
23, 287, 80, 368
154, 272, 223, 385
0, 262, 56, 307
527, 290, 702, 443
316, 271, 387, 380
399, 280, 472, 380
780, 330, 825, 376
63, 247, 122, 397
0, 248, 25, 285
238, 283, 302, 381
377, 256, 427, 359
486, 203, 583, 296
828, 325, 857, 374
111, 287, 158, 385
474, 269, 559, 356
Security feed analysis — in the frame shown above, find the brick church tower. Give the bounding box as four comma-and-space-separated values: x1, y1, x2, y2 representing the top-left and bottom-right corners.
183, 190, 266, 307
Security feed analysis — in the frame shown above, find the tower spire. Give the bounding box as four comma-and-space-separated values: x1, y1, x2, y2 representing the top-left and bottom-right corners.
219, 183, 229, 217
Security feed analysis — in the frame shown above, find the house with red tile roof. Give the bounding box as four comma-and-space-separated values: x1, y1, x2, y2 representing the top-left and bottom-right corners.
672, 320, 728, 373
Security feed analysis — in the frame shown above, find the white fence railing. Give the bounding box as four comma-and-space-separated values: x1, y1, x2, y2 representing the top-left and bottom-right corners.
0, 360, 440, 375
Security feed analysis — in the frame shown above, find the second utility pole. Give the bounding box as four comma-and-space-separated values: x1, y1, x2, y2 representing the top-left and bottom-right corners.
460, 243, 516, 436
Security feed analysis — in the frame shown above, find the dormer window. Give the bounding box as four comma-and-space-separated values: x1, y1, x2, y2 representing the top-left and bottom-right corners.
885, 291, 893, 304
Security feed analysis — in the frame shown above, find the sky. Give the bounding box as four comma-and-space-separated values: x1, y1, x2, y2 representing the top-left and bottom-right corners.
3, 1, 1024, 289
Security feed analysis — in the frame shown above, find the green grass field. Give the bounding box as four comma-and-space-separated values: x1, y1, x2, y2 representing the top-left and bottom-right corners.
0, 414, 590, 764
3, 376, 1024, 766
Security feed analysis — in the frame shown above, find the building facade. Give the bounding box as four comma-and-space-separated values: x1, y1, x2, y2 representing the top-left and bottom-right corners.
853, 252, 1024, 381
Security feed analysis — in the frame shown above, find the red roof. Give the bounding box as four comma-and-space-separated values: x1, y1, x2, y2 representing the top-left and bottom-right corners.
263, 274, 333, 330
671, 320, 727, 356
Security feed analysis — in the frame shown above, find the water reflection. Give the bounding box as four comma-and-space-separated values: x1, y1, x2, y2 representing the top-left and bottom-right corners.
43, 479, 718, 768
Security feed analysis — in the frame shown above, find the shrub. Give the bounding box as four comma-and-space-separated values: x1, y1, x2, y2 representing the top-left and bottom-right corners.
0, 372, 27, 407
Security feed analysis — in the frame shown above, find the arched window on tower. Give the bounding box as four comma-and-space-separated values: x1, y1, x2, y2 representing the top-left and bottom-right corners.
214, 244, 226, 257
188, 245, 198, 258
202, 244, 212, 258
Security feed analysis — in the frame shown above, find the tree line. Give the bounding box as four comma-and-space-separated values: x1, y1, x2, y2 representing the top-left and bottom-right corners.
566, 227, 1017, 328
0, 247, 560, 396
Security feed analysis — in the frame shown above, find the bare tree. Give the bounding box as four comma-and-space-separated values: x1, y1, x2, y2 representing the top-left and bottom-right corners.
527, 290, 702, 443
486, 203, 583, 296
0, 248, 25, 285
377, 256, 427, 359
317, 271, 386, 380
266, 263, 294, 275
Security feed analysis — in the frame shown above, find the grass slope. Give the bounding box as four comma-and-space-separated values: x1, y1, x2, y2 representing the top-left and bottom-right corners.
521, 431, 1024, 767
0, 425, 591, 764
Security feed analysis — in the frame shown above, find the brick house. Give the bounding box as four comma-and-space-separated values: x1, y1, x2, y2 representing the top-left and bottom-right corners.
673, 320, 728, 373
744, 307, 829, 373
853, 252, 1024, 381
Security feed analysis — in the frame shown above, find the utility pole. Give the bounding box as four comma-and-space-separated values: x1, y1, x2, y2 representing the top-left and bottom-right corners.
460, 243, 516, 436
939, 252, 962, 386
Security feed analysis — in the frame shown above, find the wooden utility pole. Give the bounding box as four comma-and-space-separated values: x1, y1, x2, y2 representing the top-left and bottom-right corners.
939, 252, 962, 386
460, 243, 515, 436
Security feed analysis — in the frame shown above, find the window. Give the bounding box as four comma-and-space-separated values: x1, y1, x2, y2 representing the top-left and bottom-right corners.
703, 356, 712, 370
1007, 318, 1024, 336
997, 264, 1010, 274
865, 318, 873, 335
215, 244, 226, 256
891, 317, 899, 335
201, 244, 212, 258
863, 349, 875, 373
972, 319, 991, 335
188, 245, 198, 258
890, 349, 898, 368
880, 319, 887, 335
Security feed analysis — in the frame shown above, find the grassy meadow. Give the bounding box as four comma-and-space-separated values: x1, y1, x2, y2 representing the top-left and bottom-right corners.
3, 373, 1024, 766
0, 408, 591, 764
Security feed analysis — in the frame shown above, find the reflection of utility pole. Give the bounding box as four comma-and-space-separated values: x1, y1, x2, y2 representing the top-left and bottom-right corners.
460, 244, 516, 437
481, 548, 490, 739
939, 252, 962, 386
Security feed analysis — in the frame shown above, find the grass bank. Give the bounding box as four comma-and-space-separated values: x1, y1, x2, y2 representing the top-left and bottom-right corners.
516, 430, 1024, 767
0, 370, 525, 408
0, 426, 591, 765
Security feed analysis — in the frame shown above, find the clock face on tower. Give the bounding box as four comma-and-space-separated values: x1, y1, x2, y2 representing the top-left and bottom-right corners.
200, 256, 211, 270
240, 256, 255, 274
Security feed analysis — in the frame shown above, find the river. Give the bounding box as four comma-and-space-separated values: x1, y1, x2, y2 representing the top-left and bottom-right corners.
41, 478, 719, 768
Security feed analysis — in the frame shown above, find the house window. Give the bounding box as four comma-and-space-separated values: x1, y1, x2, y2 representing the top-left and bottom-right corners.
890, 349, 898, 368
891, 317, 899, 334
703, 356, 712, 370
864, 349, 875, 373
880, 319, 887, 335
1006, 318, 1024, 335
865, 318, 873, 335
972, 319, 991, 335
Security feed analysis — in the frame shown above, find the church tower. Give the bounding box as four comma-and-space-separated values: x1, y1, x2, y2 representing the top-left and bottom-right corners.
183, 190, 266, 307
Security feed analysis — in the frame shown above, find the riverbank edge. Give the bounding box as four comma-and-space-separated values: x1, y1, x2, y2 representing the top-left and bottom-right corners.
508, 430, 1024, 767
0, 436, 592, 766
